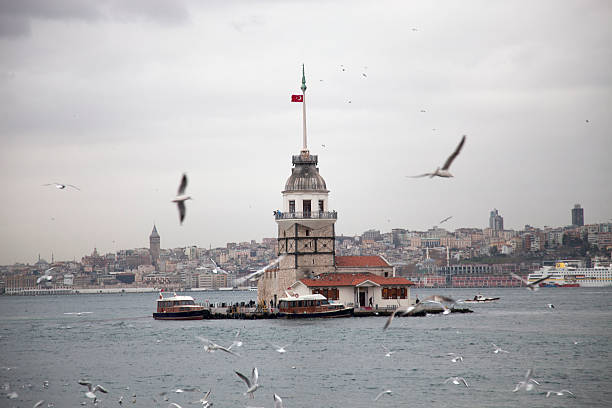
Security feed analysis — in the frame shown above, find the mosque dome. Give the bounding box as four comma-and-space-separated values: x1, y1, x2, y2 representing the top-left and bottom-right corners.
283, 153, 328, 192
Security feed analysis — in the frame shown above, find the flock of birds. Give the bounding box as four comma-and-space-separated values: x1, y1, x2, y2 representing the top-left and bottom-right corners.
374, 284, 572, 402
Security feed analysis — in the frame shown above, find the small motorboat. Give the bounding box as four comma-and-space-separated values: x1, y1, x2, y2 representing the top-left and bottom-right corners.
153, 293, 210, 320
463, 294, 500, 303
277, 293, 354, 318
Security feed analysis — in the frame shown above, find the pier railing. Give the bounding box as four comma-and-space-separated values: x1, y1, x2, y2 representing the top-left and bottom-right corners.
274, 211, 337, 220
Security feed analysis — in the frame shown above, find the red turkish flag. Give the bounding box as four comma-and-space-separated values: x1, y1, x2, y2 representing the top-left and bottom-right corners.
291, 94, 303, 102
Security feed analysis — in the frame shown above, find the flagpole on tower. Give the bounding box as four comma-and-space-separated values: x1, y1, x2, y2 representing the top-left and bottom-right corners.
301, 64, 308, 153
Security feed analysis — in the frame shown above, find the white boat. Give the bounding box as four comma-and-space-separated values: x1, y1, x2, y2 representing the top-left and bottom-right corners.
528, 260, 612, 288
153, 293, 209, 320
277, 293, 354, 318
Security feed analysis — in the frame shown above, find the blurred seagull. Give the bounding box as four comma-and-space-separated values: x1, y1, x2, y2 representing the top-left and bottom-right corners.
545, 389, 575, 398
196, 389, 212, 407
78, 380, 108, 402
513, 368, 540, 392
439, 216, 453, 224
547, 303, 555, 309
448, 353, 463, 362
511, 273, 551, 291
235, 368, 259, 398
374, 390, 393, 401
382, 345, 395, 357
273, 393, 283, 408
231, 329, 243, 348
33, 401, 45, 408
362, 72, 367, 78
492, 343, 509, 354
270, 343, 288, 354
409, 135, 466, 178
445, 377, 469, 387
172, 173, 191, 224
169, 404, 182, 408
36, 267, 55, 284
64, 312, 93, 316
197, 337, 240, 356
42, 182, 80, 191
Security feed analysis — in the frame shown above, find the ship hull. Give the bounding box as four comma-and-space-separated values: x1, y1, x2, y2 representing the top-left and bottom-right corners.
153, 309, 210, 320
278, 307, 354, 319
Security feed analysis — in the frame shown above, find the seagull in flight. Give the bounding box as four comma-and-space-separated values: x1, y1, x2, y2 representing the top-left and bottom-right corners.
64, 312, 93, 316
270, 343, 288, 354
511, 273, 551, 291
445, 377, 469, 387
492, 343, 509, 354
382, 345, 395, 357
439, 216, 453, 224
42, 182, 80, 191
409, 135, 466, 178
374, 390, 393, 401
448, 353, 463, 362
172, 173, 192, 224
513, 368, 540, 392
78, 380, 108, 403
547, 303, 555, 309
196, 389, 212, 407
197, 337, 240, 356
37, 267, 55, 284
545, 389, 575, 398
235, 368, 259, 398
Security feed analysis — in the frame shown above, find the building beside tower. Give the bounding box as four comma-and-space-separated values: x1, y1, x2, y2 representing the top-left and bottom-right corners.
489, 209, 504, 231
149, 225, 160, 268
257, 66, 413, 309
571, 204, 584, 227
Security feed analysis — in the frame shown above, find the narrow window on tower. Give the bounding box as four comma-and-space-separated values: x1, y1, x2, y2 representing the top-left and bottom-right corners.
319, 200, 324, 212
289, 200, 295, 213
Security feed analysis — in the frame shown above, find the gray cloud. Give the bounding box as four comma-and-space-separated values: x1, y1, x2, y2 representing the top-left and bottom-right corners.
0, 0, 190, 38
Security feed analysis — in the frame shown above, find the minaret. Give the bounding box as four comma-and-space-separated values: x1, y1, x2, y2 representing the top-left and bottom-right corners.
149, 225, 160, 268
258, 66, 337, 306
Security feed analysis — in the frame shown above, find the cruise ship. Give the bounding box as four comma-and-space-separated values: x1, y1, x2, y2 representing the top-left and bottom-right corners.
528, 260, 612, 288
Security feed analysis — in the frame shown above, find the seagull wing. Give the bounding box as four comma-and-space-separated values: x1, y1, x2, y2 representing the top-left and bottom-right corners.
273, 393, 283, 408
383, 309, 400, 331
459, 377, 469, 387
407, 173, 433, 178
439, 216, 452, 223
67, 184, 81, 191
177, 201, 186, 224
423, 295, 456, 304
169, 404, 183, 408
217, 345, 239, 356
178, 173, 188, 195
511, 273, 529, 285
530, 275, 551, 286
201, 390, 211, 401
94, 385, 108, 393
251, 367, 259, 385
235, 371, 251, 388
441, 135, 466, 170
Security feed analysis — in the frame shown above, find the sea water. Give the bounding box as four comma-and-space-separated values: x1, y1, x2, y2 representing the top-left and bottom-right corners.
1, 288, 611, 407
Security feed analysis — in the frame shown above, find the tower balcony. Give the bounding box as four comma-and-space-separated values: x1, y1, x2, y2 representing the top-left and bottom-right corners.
274, 211, 337, 220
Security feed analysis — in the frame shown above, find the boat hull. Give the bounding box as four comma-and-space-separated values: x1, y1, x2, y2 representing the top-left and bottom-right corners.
463, 297, 500, 303
153, 309, 210, 320
278, 307, 354, 319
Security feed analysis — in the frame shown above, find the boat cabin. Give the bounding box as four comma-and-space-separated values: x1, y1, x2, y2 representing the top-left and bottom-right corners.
278, 293, 345, 314
156, 295, 201, 313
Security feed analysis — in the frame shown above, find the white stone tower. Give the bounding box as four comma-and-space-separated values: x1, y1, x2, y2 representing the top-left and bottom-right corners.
258, 66, 337, 307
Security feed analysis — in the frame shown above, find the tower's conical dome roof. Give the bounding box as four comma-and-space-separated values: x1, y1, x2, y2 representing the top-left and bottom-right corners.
150, 225, 160, 238
284, 153, 328, 192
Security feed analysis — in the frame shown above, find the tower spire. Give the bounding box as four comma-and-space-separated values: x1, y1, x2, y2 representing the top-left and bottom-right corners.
301, 64, 308, 154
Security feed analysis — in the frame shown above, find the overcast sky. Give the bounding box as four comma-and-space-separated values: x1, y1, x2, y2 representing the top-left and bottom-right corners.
1, 0, 611, 264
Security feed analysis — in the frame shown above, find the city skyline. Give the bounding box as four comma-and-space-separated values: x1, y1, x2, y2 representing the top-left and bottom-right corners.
1, 1, 611, 264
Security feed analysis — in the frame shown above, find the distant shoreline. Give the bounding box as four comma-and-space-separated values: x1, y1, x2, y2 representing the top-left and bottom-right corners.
1, 287, 257, 296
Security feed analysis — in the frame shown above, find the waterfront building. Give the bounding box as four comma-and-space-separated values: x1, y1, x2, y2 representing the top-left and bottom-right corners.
149, 225, 161, 267
572, 204, 584, 226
